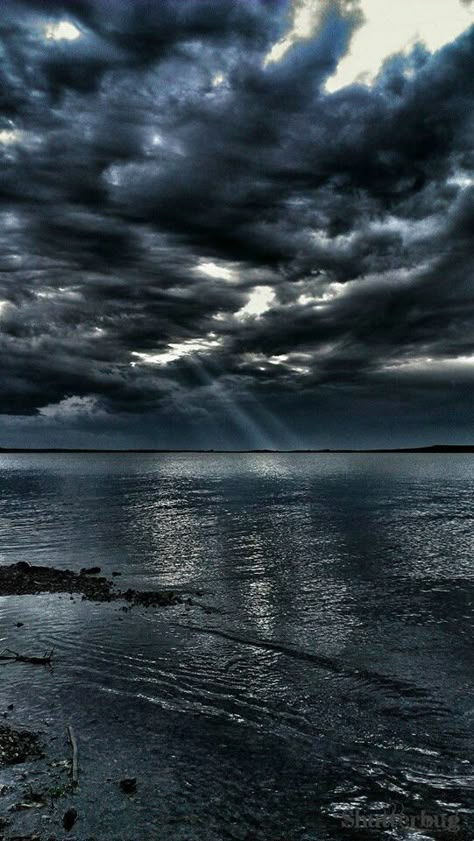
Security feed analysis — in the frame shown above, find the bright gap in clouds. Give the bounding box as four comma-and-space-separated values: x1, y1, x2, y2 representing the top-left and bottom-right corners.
383, 354, 474, 374
328, 0, 474, 91
265, 0, 473, 90
0, 130, 21, 144
196, 261, 237, 282
237, 286, 275, 319
132, 335, 222, 366
264, 0, 328, 65
44, 21, 81, 41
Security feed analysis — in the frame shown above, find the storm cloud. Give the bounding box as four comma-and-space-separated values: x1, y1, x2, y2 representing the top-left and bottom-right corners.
0, 0, 473, 447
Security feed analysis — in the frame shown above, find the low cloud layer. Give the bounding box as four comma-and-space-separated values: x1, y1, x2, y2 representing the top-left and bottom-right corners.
0, 0, 473, 447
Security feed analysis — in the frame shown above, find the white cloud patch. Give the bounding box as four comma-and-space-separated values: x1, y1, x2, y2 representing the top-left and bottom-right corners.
195, 261, 237, 282
448, 172, 474, 190
264, 0, 337, 66
264, 0, 473, 90
0, 129, 22, 145
327, 0, 474, 91
44, 21, 81, 41
132, 334, 223, 366
297, 281, 345, 307
242, 351, 312, 375
236, 286, 275, 319
212, 72, 225, 87
382, 354, 474, 375
39, 395, 105, 422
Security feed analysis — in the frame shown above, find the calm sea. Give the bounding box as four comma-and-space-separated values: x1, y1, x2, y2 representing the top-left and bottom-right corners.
0, 453, 473, 839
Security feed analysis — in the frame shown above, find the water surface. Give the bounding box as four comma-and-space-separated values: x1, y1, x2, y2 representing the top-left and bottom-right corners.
0, 454, 473, 839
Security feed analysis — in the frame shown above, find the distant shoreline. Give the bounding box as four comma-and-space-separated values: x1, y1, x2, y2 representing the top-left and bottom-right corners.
1, 446, 474, 454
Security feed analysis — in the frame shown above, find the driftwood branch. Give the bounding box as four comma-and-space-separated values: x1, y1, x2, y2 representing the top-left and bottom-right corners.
67, 725, 78, 786
0, 647, 54, 665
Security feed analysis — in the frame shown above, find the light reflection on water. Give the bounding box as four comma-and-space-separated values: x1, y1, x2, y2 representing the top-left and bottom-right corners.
0, 454, 473, 839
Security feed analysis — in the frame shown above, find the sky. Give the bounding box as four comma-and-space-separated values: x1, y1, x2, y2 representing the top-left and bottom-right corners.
0, 0, 473, 449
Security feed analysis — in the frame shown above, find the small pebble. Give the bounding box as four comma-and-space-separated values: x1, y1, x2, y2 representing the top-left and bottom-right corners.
63, 807, 78, 831
120, 777, 137, 794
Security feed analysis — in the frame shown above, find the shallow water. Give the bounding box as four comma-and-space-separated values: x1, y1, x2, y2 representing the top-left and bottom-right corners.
0, 453, 473, 839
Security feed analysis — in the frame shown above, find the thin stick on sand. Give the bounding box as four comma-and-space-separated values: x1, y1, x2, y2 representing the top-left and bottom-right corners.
67, 725, 78, 785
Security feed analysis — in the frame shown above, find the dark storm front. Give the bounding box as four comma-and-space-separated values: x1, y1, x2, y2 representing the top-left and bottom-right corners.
0, 452, 473, 840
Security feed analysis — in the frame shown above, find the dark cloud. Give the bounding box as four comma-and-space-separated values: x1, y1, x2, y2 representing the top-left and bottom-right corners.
0, 0, 473, 446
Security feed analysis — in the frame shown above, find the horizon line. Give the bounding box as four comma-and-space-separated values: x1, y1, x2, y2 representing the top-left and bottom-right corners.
1, 445, 474, 454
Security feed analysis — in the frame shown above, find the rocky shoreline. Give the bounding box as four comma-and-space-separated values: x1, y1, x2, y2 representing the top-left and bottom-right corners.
0, 561, 183, 608
0, 720, 62, 840
0, 561, 199, 840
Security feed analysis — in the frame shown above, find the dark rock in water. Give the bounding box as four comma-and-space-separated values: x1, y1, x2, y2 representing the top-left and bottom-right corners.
120, 777, 137, 794
0, 564, 113, 602
16, 622, 24, 628
63, 807, 77, 831
0, 563, 187, 609
122, 587, 180, 607
15, 561, 31, 572
112, 571, 121, 576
